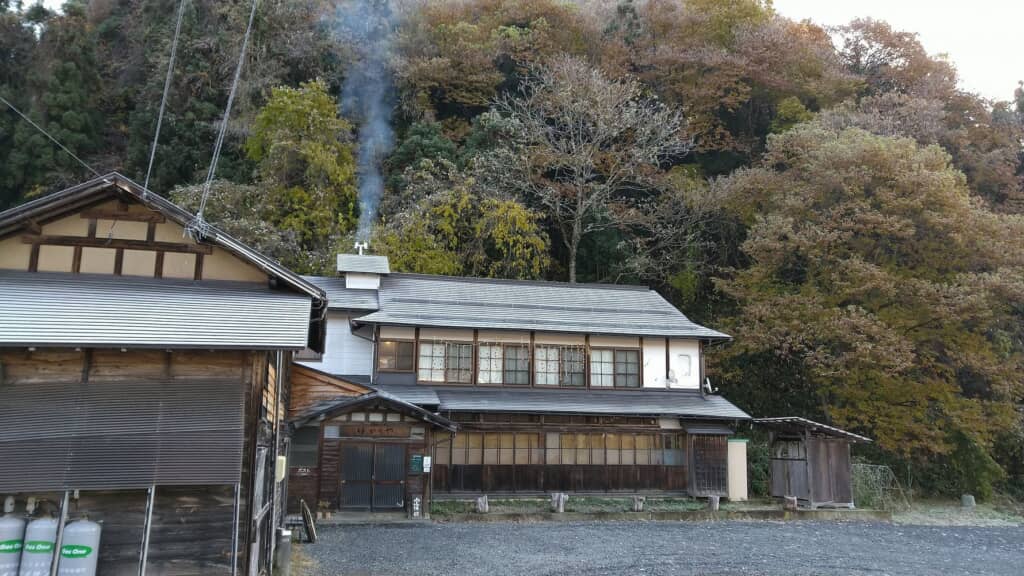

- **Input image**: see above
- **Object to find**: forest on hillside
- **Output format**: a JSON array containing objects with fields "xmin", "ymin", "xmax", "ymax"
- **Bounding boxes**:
[{"xmin": 2, "ymin": 0, "xmax": 1023, "ymax": 499}]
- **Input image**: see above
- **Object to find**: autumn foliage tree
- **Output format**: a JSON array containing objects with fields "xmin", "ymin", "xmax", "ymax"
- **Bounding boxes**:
[
  {"xmin": 482, "ymin": 56, "xmax": 690, "ymax": 282},
  {"xmin": 712, "ymin": 123, "xmax": 1024, "ymax": 495},
  {"xmin": 174, "ymin": 80, "xmax": 357, "ymax": 273}
]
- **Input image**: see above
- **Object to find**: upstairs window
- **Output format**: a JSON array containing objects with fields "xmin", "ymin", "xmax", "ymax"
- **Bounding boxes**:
[
  {"xmin": 535, "ymin": 345, "xmax": 585, "ymax": 387},
  {"xmin": 418, "ymin": 341, "xmax": 472, "ymax": 383},
  {"xmin": 378, "ymin": 340, "xmax": 414, "ymax": 371},
  {"xmin": 614, "ymin": 349, "xmax": 641, "ymax": 387},
  {"xmin": 590, "ymin": 349, "xmax": 614, "ymax": 387},
  {"xmin": 478, "ymin": 344, "xmax": 503, "ymax": 384},
  {"xmin": 503, "ymin": 345, "xmax": 530, "ymax": 385},
  {"xmin": 446, "ymin": 343, "xmax": 473, "ymax": 383},
  {"xmin": 593, "ymin": 348, "xmax": 641, "ymax": 388}
]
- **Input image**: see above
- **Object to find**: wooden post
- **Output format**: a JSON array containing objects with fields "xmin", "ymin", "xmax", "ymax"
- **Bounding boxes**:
[{"xmin": 138, "ymin": 485, "xmax": 156, "ymax": 575}]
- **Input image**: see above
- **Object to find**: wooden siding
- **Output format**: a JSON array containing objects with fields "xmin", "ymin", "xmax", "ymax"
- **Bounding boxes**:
[
  {"xmin": 0, "ymin": 347, "xmax": 268, "ymax": 574},
  {"xmin": 288, "ymin": 363, "xmax": 369, "ymax": 417},
  {"xmin": 0, "ymin": 198, "xmax": 266, "ymax": 282}
]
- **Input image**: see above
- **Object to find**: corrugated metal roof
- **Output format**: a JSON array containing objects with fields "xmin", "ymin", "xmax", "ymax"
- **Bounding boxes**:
[
  {"xmin": 370, "ymin": 385, "xmax": 749, "ymax": 420},
  {"xmin": 0, "ymin": 378, "xmax": 244, "ymax": 491},
  {"xmin": 289, "ymin": 390, "xmax": 456, "ymax": 431},
  {"xmin": 303, "ymin": 275, "xmax": 380, "ymax": 310},
  {"xmin": 337, "ymin": 254, "xmax": 390, "ymax": 274},
  {"xmin": 0, "ymin": 173, "xmax": 328, "ymax": 351},
  {"xmin": 355, "ymin": 274, "xmax": 729, "ymax": 339},
  {"xmin": 754, "ymin": 417, "xmax": 872, "ymax": 443},
  {"xmin": 0, "ymin": 271, "xmax": 312, "ymax": 349}
]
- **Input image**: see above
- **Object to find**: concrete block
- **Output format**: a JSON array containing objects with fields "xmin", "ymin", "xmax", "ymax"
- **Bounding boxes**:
[
  {"xmin": 783, "ymin": 496, "xmax": 799, "ymax": 511},
  {"xmin": 707, "ymin": 495, "xmax": 720, "ymax": 511}
]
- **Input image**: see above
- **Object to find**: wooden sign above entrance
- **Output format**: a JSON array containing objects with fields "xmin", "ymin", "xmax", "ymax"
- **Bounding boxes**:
[{"xmin": 341, "ymin": 424, "xmax": 409, "ymax": 438}]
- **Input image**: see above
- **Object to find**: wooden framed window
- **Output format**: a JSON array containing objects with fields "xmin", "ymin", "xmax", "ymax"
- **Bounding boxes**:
[
  {"xmin": 503, "ymin": 345, "xmax": 530, "ymax": 385},
  {"xmin": 535, "ymin": 346, "xmax": 560, "ymax": 386},
  {"xmin": 535, "ymin": 345, "xmax": 585, "ymax": 387},
  {"xmin": 446, "ymin": 343, "xmax": 473, "ymax": 383},
  {"xmin": 562, "ymin": 347, "xmax": 585, "ymax": 387},
  {"xmin": 418, "ymin": 342, "xmax": 446, "ymax": 382},
  {"xmin": 478, "ymin": 344, "xmax": 503, "ymax": 384},
  {"xmin": 418, "ymin": 341, "xmax": 472, "ymax": 383},
  {"xmin": 590, "ymin": 349, "xmax": 614, "ymax": 387},
  {"xmin": 378, "ymin": 340, "xmax": 414, "ymax": 371},
  {"xmin": 614, "ymin": 349, "xmax": 641, "ymax": 388}
]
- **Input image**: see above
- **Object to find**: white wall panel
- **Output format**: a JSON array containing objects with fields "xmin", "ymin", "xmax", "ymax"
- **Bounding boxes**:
[
  {"xmin": 300, "ymin": 312, "xmax": 373, "ymax": 376},
  {"xmin": 668, "ymin": 339, "xmax": 701, "ymax": 389}
]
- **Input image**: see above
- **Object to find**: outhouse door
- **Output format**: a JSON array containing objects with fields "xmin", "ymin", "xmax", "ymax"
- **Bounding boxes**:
[{"xmin": 341, "ymin": 443, "xmax": 406, "ymax": 510}]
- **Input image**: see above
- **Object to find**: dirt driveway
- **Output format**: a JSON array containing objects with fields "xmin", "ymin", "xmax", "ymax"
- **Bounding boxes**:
[{"xmin": 296, "ymin": 520, "xmax": 1023, "ymax": 575}]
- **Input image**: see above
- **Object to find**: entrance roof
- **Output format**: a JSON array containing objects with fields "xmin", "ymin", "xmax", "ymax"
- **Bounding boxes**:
[{"xmin": 290, "ymin": 390, "xmax": 457, "ymax": 432}]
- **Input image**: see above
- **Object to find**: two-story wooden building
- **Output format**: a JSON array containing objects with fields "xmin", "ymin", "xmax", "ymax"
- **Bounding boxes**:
[
  {"xmin": 0, "ymin": 173, "xmax": 326, "ymax": 575},
  {"xmin": 289, "ymin": 254, "xmax": 750, "ymax": 514}
]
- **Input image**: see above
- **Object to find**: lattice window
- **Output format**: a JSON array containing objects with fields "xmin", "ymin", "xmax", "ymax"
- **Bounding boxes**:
[
  {"xmin": 535, "ymin": 346, "xmax": 561, "ymax": 386},
  {"xmin": 614, "ymin": 349, "xmax": 641, "ymax": 388},
  {"xmin": 446, "ymin": 343, "xmax": 473, "ymax": 383},
  {"xmin": 478, "ymin": 344, "xmax": 503, "ymax": 384},
  {"xmin": 590, "ymin": 349, "xmax": 614, "ymax": 387},
  {"xmin": 417, "ymin": 342, "xmax": 446, "ymax": 382},
  {"xmin": 504, "ymin": 345, "xmax": 530, "ymax": 385}
]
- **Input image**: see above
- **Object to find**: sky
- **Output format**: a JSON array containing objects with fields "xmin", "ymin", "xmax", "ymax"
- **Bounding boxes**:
[{"xmin": 773, "ymin": 0, "xmax": 1021, "ymax": 102}]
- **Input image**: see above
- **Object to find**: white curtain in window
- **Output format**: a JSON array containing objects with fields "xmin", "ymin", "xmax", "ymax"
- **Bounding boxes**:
[
  {"xmin": 478, "ymin": 344, "xmax": 503, "ymax": 384},
  {"xmin": 418, "ymin": 342, "xmax": 445, "ymax": 382},
  {"xmin": 535, "ymin": 346, "xmax": 560, "ymax": 385},
  {"xmin": 590, "ymin": 349, "xmax": 614, "ymax": 386}
]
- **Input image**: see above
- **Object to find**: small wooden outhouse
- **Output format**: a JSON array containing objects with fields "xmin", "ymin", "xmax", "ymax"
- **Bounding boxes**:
[{"xmin": 754, "ymin": 417, "xmax": 871, "ymax": 509}]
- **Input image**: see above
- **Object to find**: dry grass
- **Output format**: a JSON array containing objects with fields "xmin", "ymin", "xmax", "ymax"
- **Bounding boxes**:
[
  {"xmin": 894, "ymin": 498, "xmax": 1024, "ymax": 527},
  {"xmin": 291, "ymin": 542, "xmax": 318, "ymax": 576}
]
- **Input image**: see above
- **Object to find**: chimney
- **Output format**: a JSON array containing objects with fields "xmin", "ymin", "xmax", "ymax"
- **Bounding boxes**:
[{"xmin": 337, "ymin": 247, "xmax": 390, "ymax": 290}]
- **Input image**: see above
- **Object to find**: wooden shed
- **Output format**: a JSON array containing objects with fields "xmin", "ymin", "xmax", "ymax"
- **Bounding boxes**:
[
  {"xmin": 754, "ymin": 417, "xmax": 871, "ymax": 509},
  {"xmin": 0, "ymin": 173, "xmax": 326, "ymax": 575}
]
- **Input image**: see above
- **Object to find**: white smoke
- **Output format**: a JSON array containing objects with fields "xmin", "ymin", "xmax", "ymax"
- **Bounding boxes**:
[{"xmin": 331, "ymin": 0, "xmax": 397, "ymax": 240}]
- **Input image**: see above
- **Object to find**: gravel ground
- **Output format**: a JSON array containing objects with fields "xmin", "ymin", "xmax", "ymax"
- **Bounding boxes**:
[{"xmin": 298, "ymin": 520, "xmax": 1024, "ymax": 576}]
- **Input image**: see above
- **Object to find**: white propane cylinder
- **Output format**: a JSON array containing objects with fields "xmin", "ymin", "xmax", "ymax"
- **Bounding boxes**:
[
  {"xmin": 57, "ymin": 520, "xmax": 100, "ymax": 576},
  {"xmin": 0, "ymin": 512, "xmax": 26, "ymax": 576},
  {"xmin": 17, "ymin": 517, "xmax": 57, "ymax": 576}
]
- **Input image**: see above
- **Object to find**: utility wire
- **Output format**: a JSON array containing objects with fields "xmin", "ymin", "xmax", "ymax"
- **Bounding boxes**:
[
  {"xmin": 142, "ymin": 0, "xmax": 189, "ymax": 198},
  {"xmin": 0, "ymin": 93, "xmax": 101, "ymax": 178},
  {"xmin": 189, "ymin": 0, "xmax": 259, "ymax": 239}
]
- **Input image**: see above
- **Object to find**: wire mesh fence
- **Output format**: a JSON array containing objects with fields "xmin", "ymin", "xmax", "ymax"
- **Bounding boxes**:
[{"xmin": 853, "ymin": 463, "xmax": 911, "ymax": 511}]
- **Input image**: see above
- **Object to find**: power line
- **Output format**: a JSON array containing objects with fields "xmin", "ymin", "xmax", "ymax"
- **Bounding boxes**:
[
  {"xmin": 143, "ymin": 0, "xmax": 189, "ymax": 198},
  {"xmin": 188, "ymin": 0, "xmax": 259, "ymax": 239},
  {"xmin": 0, "ymin": 93, "xmax": 101, "ymax": 178}
]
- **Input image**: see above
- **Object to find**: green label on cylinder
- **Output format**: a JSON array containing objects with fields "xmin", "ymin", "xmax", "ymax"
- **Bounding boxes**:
[
  {"xmin": 24, "ymin": 541, "xmax": 54, "ymax": 553},
  {"xmin": 0, "ymin": 540, "xmax": 23, "ymax": 553},
  {"xmin": 60, "ymin": 544, "xmax": 93, "ymax": 558}
]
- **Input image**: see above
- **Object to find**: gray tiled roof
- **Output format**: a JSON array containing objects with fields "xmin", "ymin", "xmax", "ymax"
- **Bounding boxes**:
[
  {"xmin": 369, "ymin": 384, "xmax": 750, "ymax": 420},
  {"xmin": 303, "ymin": 276, "xmax": 379, "ymax": 310},
  {"xmin": 0, "ymin": 271, "xmax": 312, "ymax": 349},
  {"xmin": 354, "ymin": 274, "xmax": 730, "ymax": 339},
  {"xmin": 337, "ymin": 254, "xmax": 390, "ymax": 274}
]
